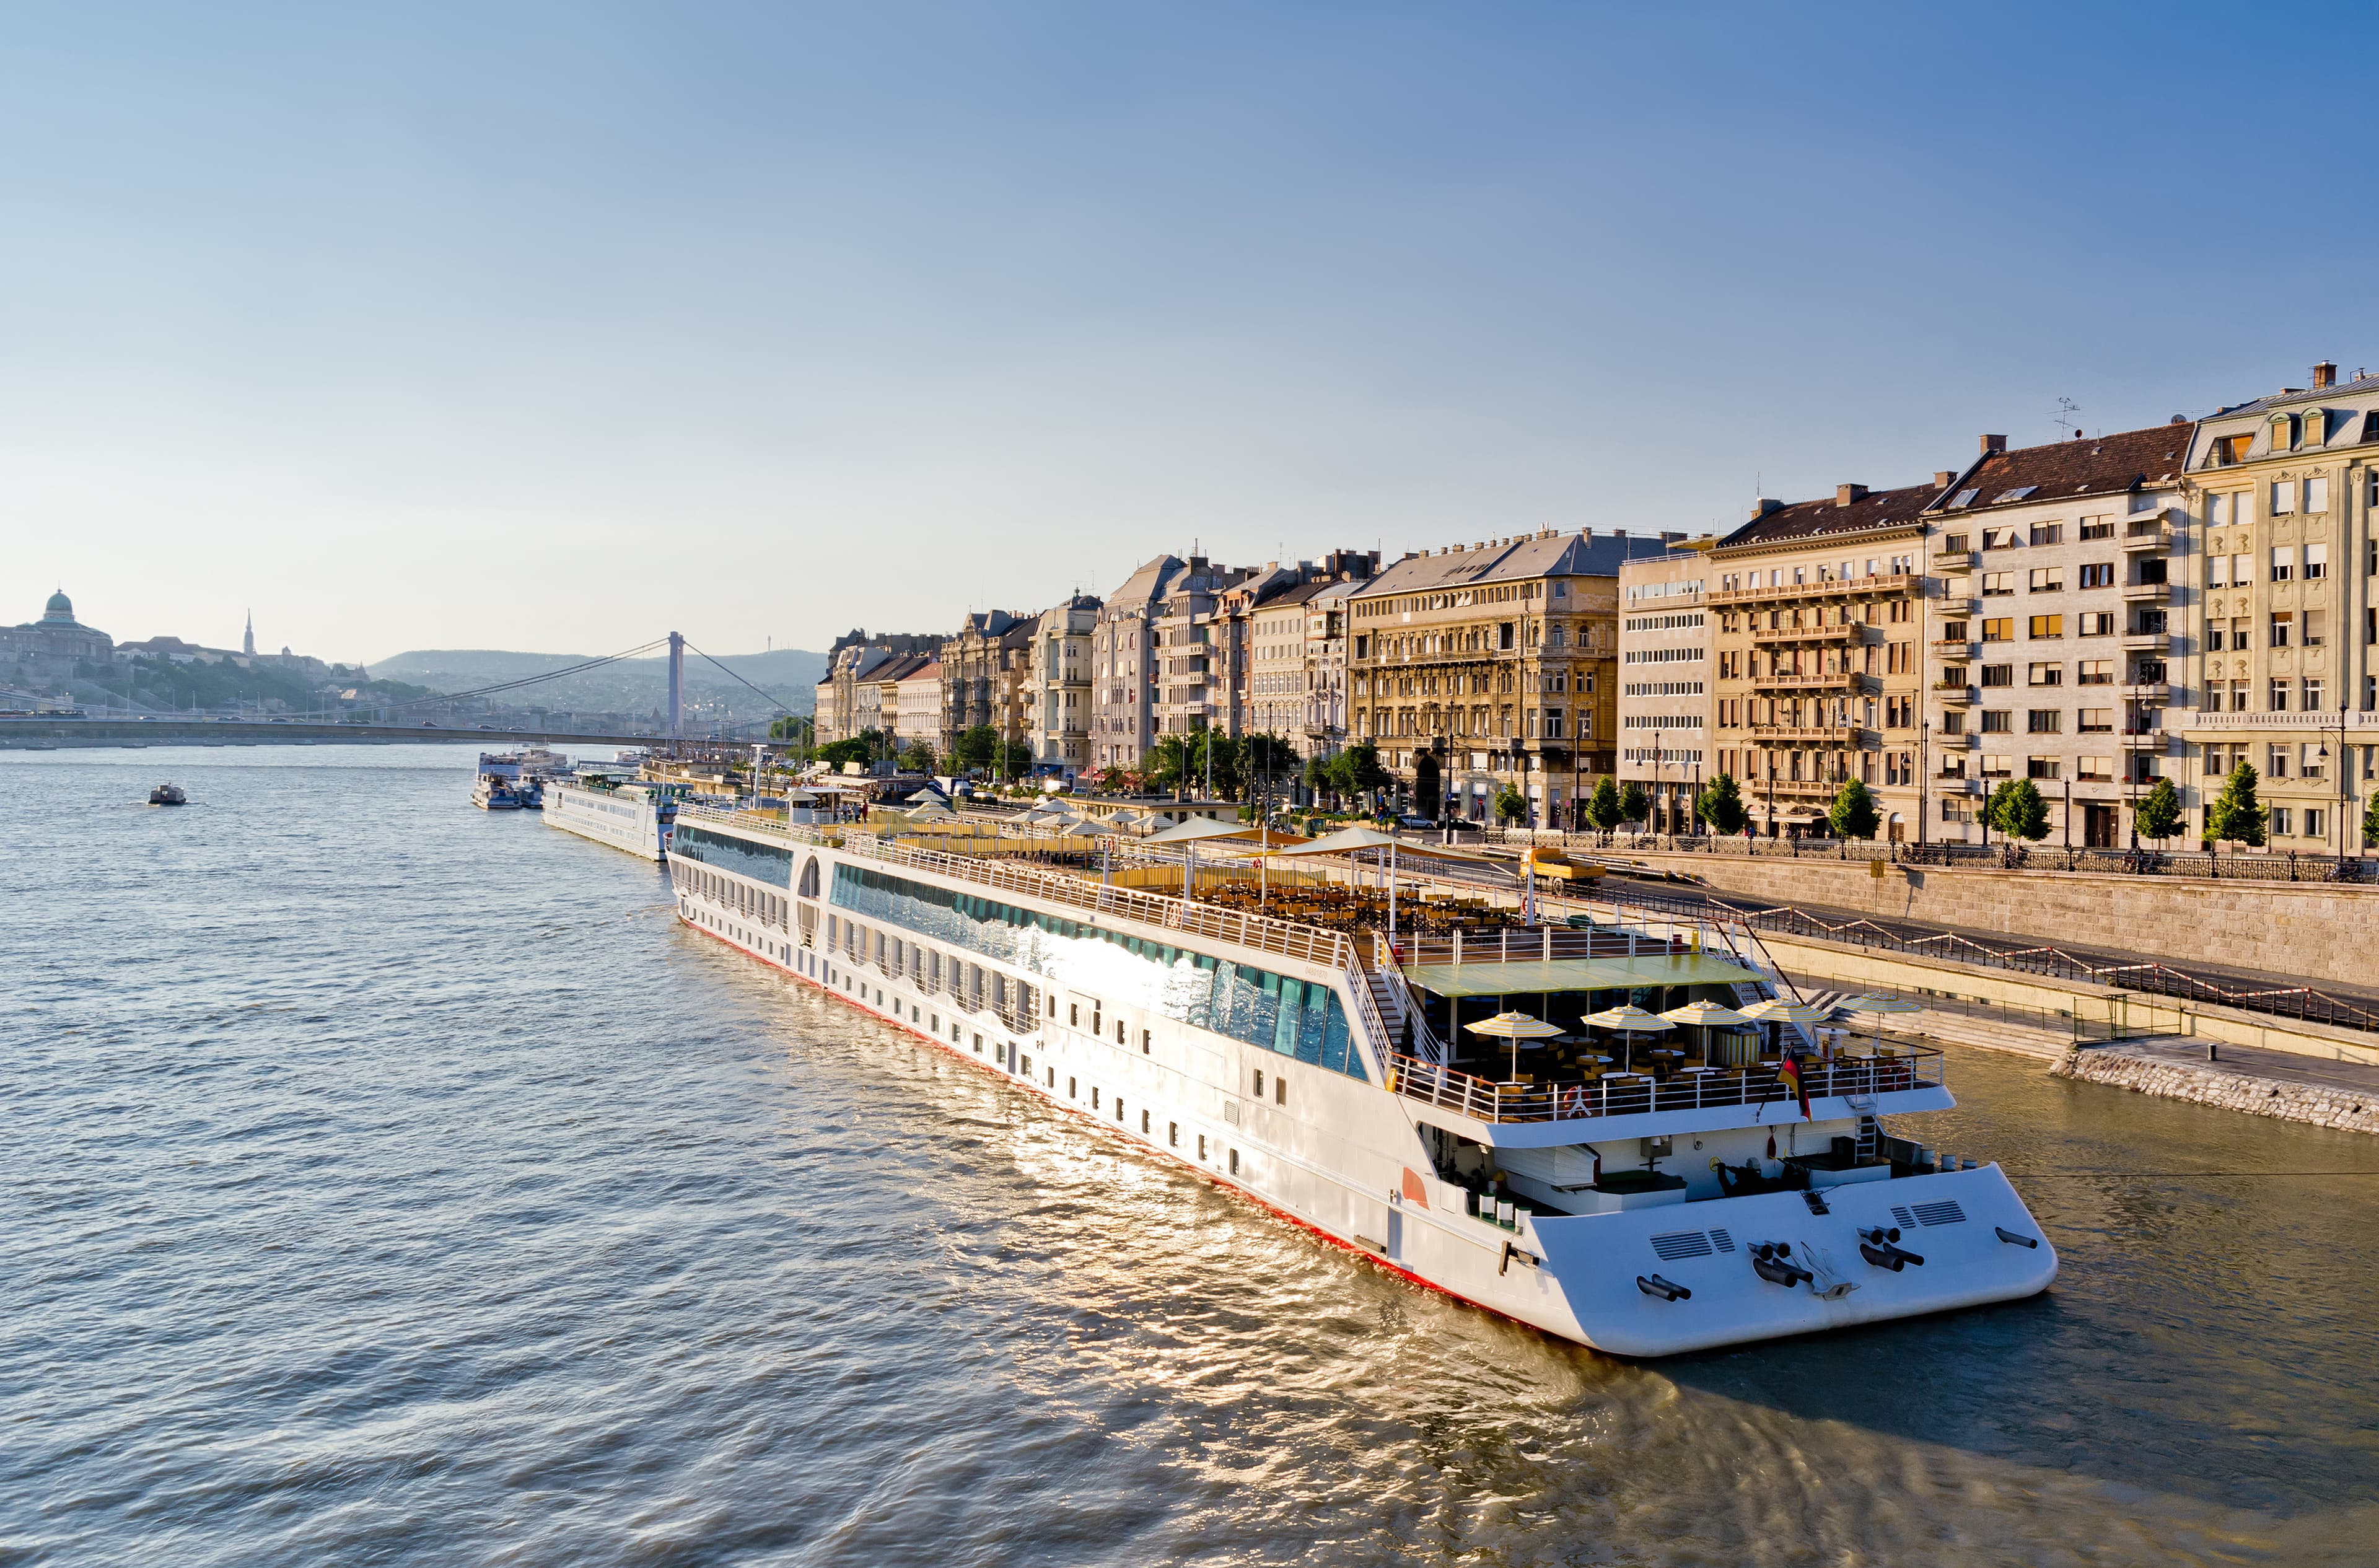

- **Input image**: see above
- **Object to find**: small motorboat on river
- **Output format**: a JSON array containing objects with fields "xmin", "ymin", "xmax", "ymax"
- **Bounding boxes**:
[{"xmin": 148, "ymin": 783, "xmax": 186, "ymax": 806}]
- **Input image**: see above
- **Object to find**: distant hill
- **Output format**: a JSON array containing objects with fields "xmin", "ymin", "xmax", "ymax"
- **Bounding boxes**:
[{"xmin": 368, "ymin": 647, "xmax": 825, "ymax": 717}]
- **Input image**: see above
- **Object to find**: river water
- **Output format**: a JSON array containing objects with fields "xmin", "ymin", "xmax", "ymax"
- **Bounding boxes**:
[{"xmin": 6, "ymin": 744, "xmax": 2378, "ymax": 1567}]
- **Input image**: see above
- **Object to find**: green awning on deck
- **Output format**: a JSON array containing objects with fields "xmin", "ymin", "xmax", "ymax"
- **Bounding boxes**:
[{"xmin": 1399, "ymin": 954, "xmax": 1764, "ymax": 997}]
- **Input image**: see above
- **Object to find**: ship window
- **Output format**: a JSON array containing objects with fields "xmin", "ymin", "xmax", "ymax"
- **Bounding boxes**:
[
  {"xmin": 1229, "ymin": 1150, "xmax": 1240, "ymax": 1176},
  {"xmin": 1091, "ymin": 1086, "xmax": 1099, "ymax": 1109},
  {"xmin": 1116, "ymin": 1018, "xmax": 1126, "ymax": 1045},
  {"xmin": 1170, "ymin": 1122, "xmax": 1179, "ymax": 1146},
  {"xmin": 972, "ymin": 1033, "xmax": 982, "ymax": 1054},
  {"xmin": 1253, "ymin": 1069, "xmax": 1266, "ymax": 1098},
  {"xmin": 1069, "ymin": 1076, "xmax": 1078, "ymax": 1099},
  {"xmin": 1141, "ymin": 1110, "xmax": 1150, "ymax": 1133},
  {"xmin": 1275, "ymin": 1077, "xmax": 1287, "ymax": 1105},
  {"xmin": 1142, "ymin": 1030, "xmax": 1152, "ymax": 1053},
  {"xmin": 1198, "ymin": 1134, "xmax": 1207, "ymax": 1159}
]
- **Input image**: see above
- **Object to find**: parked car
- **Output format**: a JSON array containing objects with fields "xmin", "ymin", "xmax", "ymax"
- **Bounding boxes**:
[{"xmin": 1396, "ymin": 814, "xmax": 1442, "ymax": 831}]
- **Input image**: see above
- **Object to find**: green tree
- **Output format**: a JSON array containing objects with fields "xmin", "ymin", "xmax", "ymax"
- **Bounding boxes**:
[
  {"xmin": 952, "ymin": 725, "xmax": 1004, "ymax": 774},
  {"xmin": 1697, "ymin": 772, "xmax": 1748, "ymax": 836},
  {"xmin": 2362, "ymin": 791, "xmax": 2379, "ymax": 854},
  {"xmin": 1143, "ymin": 735, "xmax": 1188, "ymax": 794},
  {"xmin": 2204, "ymin": 761, "xmax": 2266, "ymax": 848},
  {"xmin": 1997, "ymin": 776, "xmax": 2051, "ymax": 841},
  {"xmin": 1340, "ymin": 742, "xmax": 1390, "ymax": 805},
  {"xmin": 1303, "ymin": 752, "xmax": 1339, "ymax": 807},
  {"xmin": 1238, "ymin": 732, "xmax": 1300, "ymax": 800},
  {"xmin": 1493, "ymin": 784, "xmax": 1528, "ymax": 823},
  {"xmin": 1584, "ymin": 775, "xmax": 1624, "ymax": 833},
  {"xmin": 815, "ymin": 737, "xmax": 870, "ymax": 770},
  {"xmin": 1828, "ymin": 778, "xmax": 1882, "ymax": 841},
  {"xmin": 2134, "ymin": 776, "xmax": 2183, "ymax": 843},
  {"xmin": 1618, "ymin": 779, "xmax": 1650, "ymax": 825},
  {"xmin": 768, "ymin": 714, "xmax": 814, "ymax": 745}
]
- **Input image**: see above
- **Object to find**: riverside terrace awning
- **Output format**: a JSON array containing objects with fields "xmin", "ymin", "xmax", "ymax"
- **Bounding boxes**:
[{"xmin": 1399, "ymin": 953, "xmax": 1766, "ymax": 997}]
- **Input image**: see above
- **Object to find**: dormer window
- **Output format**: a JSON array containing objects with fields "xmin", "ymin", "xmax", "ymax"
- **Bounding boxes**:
[
  {"xmin": 2362, "ymin": 411, "xmax": 2379, "ymax": 444},
  {"xmin": 1949, "ymin": 488, "xmax": 1980, "ymax": 509},
  {"xmin": 2272, "ymin": 413, "xmax": 2300, "ymax": 449},
  {"xmin": 2304, "ymin": 409, "xmax": 2329, "ymax": 445},
  {"xmin": 1992, "ymin": 486, "xmax": 2038, "ymax": 504}
]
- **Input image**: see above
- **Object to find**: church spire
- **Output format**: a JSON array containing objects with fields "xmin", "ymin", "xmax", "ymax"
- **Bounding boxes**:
[{"xmin": 243, "ymin": 609, "xmax": 255, "ymax": 657}]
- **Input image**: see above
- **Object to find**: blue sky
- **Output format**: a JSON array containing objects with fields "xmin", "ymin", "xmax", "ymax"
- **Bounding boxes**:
[{"xmin": 1, "ymin": 4, "xmax": 2367, "ymax": 664}]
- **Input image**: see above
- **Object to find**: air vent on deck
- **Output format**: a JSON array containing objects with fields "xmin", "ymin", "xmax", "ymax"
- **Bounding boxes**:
[
  {"xmin": 1913, "ymin": 1200, "xmax": 1968, "ymax": 1228},
  {"xmin": 1650, "ymin": 1230, "xmax": 1714, "ymax": 1261},
  {"xmin": 1891, "ymin": 1205, "xmax": 1916, "ymax": 1230},
  {"xmin": 1708, "ymin": 1228, "xmax": 1737, "ymax": 1253}
]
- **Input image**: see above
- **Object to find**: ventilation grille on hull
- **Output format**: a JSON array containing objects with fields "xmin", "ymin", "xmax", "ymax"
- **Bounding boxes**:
[
  {"xmin": 1649, "ymin": 1230, "xmax": 1714, "ymax": 1262},
  {"xmin": 1912, "ymin": 1200, "xmax": 1968, "ymax": 1228}
]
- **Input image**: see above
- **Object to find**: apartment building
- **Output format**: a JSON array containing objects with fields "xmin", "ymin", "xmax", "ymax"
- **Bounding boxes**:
[
  {"xmin": 2181, "ymin": 362, "xmax": 2379, "ymax": 852},
  {"xmin": 812, "ymin": 631, "xmax": 940, "ymax": 745},
  {"xmin": 1027, "ymin": 595, "xmax": 1100, "ymax": 773},
  {"xmin": 1301, "ymin": 579, "xmax": 1358, "ymax": 763},
  {"xmin": 1708, "ymin": 486, "xmax": 1932, "ymax": 838},
  {"xmin": 939, "ymin": 611, "xmax": 1033, "ymax": 750},
  {"xmin": 1150, "ymin": 558, "xmax": 1257, "ymax": 739},
  {"xmin": 896, "ymin": 659, "xmax": 943, "ymax": 753},
  {"xmin": 1920, "ymin": 424, "xmax": 2194, "ymax": 846},
  {"xmin": 1616, "ymin": 547, "xmax": 1715, "ymax": 832},
  {"xmin": 1347, "ymin": 528, "xmax": 1677, "ymax": 826},
  {"xmin": 1217, "ymin": 551, "xmax": 1377, "ymax": 745}
]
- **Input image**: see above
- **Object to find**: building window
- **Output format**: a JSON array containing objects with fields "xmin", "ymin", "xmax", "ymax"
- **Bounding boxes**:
[
  {"xmin": 1982, "ymin": 572, "xmax": 2015, "ymax": 596},
  {"xmin": 2078, "ymin": 563, "xmax": 2114, "ymax": 589},
  {"xmin": 2306, "ymin": 541, "xmax": 2329, "ymax": 580},
  {"xmin": 2027, "ymin": 756, "xmax": 2061, "ymax": 779},
  {"xmin": 2271, "ymin": 546, "xmax": 2295, "ymax": 582},
  {"xmin": 2027, "ymin": 709, "xmax": 2061, "ymax": 734},
  {"xmin": 2079, "ymin": 612, "xmax": 2115, "ymax": 636},
  {"xmin": 1981, "ymin": 664, "xmax": 2013, "ymax": 688},
  {"xmin": 2304, "ymin": 678, "xmax": 2326, "ymax": 711},
  {"xmin": 2079, "ymin": 517, "xmax": 2114, "ymax": 541},
  {"xmin": 1981, "ymin": 710, "xmax": 2012, "ymax": 734},
  {"xmin": 2272, "ymin": 480, "xmax": 2298, "ymax": 514},
  {"xmin": 2271, "ymin": 680, "xmax": 2291, "ymax": 713},
  {"xmin": 2079, "ymin": 709, "xmax": 2113, "ymax": 732},
  {"xmin": 2028, "ymin": 567, "xmax": 2065, "ymax": 592},
  {"xmin": 2027, "ymin": 662, "xmax": 2062, "ymax": 686},
  {"xmin": 2270, "ymin": 806, "xmax": 2295, "ymax": 836},
  {"xmin": 2028, "ymin": 615, "xmax": 2064, "ymax": 639},
  {"xmin": 2270, "ymin": 611, "xmax": 2294, "ymax": 648},
  {"xmin": 1982, "ymin": 618, "xmax": 2013, "ymax": 642}
]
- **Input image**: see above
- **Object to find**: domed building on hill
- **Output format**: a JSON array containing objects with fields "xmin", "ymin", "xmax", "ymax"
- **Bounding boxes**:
[{"xmin": 1, "ymin": 588, "xmax": 115, "ymax": 678}]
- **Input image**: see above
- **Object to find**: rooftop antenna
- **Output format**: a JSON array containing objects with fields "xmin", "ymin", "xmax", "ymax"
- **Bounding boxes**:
[{"xmin": 2053, "ymin": 396, "xmax": 2082, "ymax": 439}]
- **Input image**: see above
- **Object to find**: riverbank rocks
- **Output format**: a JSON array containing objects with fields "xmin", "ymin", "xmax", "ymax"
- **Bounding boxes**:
[{"xmin": 2054, "ymin": 1047, "xmax": 2379, "ymax": 1136}]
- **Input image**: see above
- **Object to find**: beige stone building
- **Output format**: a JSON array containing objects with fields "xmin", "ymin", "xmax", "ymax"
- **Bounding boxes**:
[
  {"xmin": 1616, "ymin": 547, "xmax": 1715, "ymax": 833},
  {"xmin": 1347, "ymin": 528, "xmax": 1676, "ymax": 825},
  {"xmin": 1707, "ymin": 486, "xmax": 1932, "ymax": 838},
  {"xmin": 2180, "ymin": 362, "xmax": 2379, "ymax": 852},
  {"xmin": 1027, "ymin": 596, "xmax": 1100, "ymax": 773},
  {"xmin": 1919, "ymin": 424, "xmax": 2194, "ymax": 847}
]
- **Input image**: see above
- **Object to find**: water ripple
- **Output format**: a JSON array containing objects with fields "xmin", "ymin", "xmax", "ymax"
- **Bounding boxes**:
[{"xmin": 4, "ymin": 745, "xmax": 2378, "ymax": 1567}]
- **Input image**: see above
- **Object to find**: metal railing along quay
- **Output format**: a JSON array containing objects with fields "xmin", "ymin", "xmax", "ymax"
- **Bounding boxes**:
[{"xmin": 1599, "ymin": 884, "xmax": 2379, "ymax": 1037}]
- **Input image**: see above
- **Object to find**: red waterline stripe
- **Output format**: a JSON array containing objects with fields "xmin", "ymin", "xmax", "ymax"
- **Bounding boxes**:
[{"xmin": 676, "ymin": 912, "xmax": 1539, "ymax": 1337}]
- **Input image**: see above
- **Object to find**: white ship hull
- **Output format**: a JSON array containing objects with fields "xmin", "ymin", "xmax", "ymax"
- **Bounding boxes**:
[
  {"xmin": 544, "ymin": 780, "xmax": 674, "ymax": 861},
  {"xmin": 664, "ymin": 808, "xmax": 2056, "ymax": 1355}
]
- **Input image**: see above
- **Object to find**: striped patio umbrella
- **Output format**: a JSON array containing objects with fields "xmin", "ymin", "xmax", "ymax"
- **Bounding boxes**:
[
  {"xmin": 1660, "ymin": 999, "xmax": 1750, "ymax": 1063},
  {"xmin": 1581, "ymin": 1004, "xmax": 1671, "ymax": 1072},
  {"xmin": 1738, "ymin": 996, "xmax": 1826, "ymax": 1056},
  {"xmin": 1466, "ymin": 1010, "xmax": 1564, "ymax": 1082}
]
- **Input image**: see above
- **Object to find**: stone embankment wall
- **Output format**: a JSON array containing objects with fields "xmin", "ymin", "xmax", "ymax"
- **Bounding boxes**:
[
  {"xmin": 2055, "ymin": 1048, "xmax": 2379, "ymax": 1136},
  {"xmin": 1601, "ymin": 849, "xmax": 2379, "ymax": 989}
]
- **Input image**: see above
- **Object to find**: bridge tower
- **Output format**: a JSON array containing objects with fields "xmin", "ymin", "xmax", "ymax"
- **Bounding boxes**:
[{"xmin": 667, "ymin": 631, "xmax": 683, "ymax": 738}]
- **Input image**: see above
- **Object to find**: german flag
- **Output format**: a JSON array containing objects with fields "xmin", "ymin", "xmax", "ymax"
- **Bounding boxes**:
[{"xmin": 1778, "ymin": 1051, "xmax": 1813, "ymax": 1121}]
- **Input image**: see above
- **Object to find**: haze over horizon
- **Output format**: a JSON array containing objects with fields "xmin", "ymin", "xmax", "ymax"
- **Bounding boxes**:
[{"xmin": 3, "ymin": 4, "xmax": 2367, "ymax": 667}]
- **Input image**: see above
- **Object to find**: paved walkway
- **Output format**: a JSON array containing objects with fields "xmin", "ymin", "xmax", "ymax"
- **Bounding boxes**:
[{"xmin": 2100, "ymin": 1036, "xmax": 2379, "ymax": 1095}]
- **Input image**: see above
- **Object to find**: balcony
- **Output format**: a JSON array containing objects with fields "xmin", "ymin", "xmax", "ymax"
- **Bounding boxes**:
[
  {"xmin": 2119, "ymin": 728, "xmax": 2167, "ymax": 750},
  {"xmin": 1709, "ymin": 571, "xmax": 1916, "ymax": 607},
  {"xmin": 1932, "ymin": 549, "xmax": 1977, "ymax": 571},
  {"xmin": 1757, "ymin": 778, "xmax": 1854, "ymax": 799},
  {"xmin": 2122, "ymin": 524, "xmax": 2174, "ymax": 553},
  {"xmin": 2121, "ymin": 580, "xmax": 2172, "ymax": 603},
  {"xmin": 1747, "ymin": 724, "xmax": 1857, "ymax": 743},
  {"xmin": 1931, "ymin": 683, "xmax": 1976, "ymax": 704},
  {"xmin": 1750, "ymin": 624, "xmax": 1862, "ymax": 645},
  {"xmin": 1929, "ymin": 637, "xmax": 1977, "ymax": 657},
  {"xmin": 1751, "ymin": 670, "xmax": 1878, "ymax": 694},
  {"xmin": 2122, "ymin": 682, "xmax": 2171, "ymax": 703},
  {"xmin": 2121, "ymin": 631, "xmax": 2170, "ymax": 653}
]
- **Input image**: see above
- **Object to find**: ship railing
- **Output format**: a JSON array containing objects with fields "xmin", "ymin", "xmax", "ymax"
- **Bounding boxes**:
[
  {"xmin": 1383, "ymin": 1046, "xmax": 1942, "ymax": 1124},
  {"xmin": 677, "ymin": 804, "xmax": 1353, "ymax": 973}
]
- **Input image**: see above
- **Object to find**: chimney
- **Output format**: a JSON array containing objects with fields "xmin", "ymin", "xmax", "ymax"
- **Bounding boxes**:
[
  {"xmin": 1614, "ymin": 528, "xmax": 1628, "ymax": 538},
  {"xmin": 1934, "ymin": 470, "xmax": 1957, "ymax": 488},
  {"xmin": 1752, "ymin": 497, "xmax": 1783, "ymax": 518},
  {"xmin": 1836, "ymin": 484, "xmax": 1869, "ymax": 506},
  {"xmin": 1580, "ymin": 527, "xmax": 1593, "ymax": 540},
  {"xmin": 2316, "ymin": 361, "xmax": 2338, "ymax": 389},
  {"xmin": 1980, "ymin": 434, "xmax": 2007, "ymax": 455}
]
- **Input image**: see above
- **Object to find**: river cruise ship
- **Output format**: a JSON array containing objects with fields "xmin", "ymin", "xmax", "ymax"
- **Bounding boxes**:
[
  {"xmin": 544, "ymin": 776, "xmax": 678, "ymax": 861},
  {"xmin": 665, "ymin": 805, "xmax": 2055, "ymax": 1356}
]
